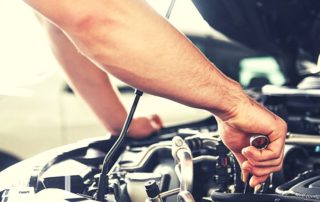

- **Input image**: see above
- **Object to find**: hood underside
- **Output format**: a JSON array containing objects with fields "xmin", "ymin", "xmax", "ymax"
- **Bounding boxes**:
[{"xmin": 192, "ymin": 0, "xmax": 320, "ymax": 63}]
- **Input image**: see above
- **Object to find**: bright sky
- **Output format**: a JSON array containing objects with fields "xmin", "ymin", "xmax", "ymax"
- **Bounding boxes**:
[{"xmin": 0, "ymin": 0, "xmax": 213, "ymax": 92}]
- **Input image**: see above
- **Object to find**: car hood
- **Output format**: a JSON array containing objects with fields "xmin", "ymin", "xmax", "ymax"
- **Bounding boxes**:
[{"xmin": 192, "ymin": 0, "xmax": 320, "ymax": 64}]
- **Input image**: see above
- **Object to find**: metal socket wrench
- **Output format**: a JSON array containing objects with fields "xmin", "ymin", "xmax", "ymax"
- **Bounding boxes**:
[{"xmin": 244, "ymin": 135, "xmax": 270, "ymax": 194}]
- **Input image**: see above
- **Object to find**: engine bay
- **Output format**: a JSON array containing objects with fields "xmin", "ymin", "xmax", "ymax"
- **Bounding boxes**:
[
  {"xmin": 2, "ymin": 85, "xmax": 320, "ymax": 202},
  {"xmin": 1, "ymin": 0, "xmax": 320, "ymax": 201}
]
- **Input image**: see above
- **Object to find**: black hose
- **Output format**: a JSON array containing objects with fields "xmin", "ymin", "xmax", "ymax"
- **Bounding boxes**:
[
  {"xmin": 232, "ymin": 155, "xmax": 244, "ymax": 193},
  {"xmin": 96, "ymin": 89, "xmax": 143, "ymax": 201},
  {"xmin": 275, "ymin": 170, "xmax": 320, "ymax": 195}
]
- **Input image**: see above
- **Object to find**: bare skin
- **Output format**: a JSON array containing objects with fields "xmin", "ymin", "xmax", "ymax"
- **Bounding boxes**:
[
  {"xmin": 24, "ymin": 0, "xmax": 287, "ymax": 187},
  {"xmin": 39, "ymin": 18, "xmax": 162, "ymax": 138}
]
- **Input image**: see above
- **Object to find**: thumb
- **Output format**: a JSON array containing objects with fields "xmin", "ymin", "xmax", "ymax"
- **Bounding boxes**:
[{"xmin": 233, "ymin": 152, "xmax": 249, "ymax": 182}]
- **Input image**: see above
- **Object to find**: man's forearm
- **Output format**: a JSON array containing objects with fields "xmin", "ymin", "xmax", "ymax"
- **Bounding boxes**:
[
  {"xmin": 24, "ymin": 0, "xmax": 245, "ymax": 118},
  {"xmin": 41, "ymin": 19, "xmax": 128, "ymax": 134}
]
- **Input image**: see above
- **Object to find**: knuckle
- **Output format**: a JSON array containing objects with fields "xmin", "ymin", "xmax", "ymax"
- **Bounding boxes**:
[
  {"xmin": 251, "ymin": 156, "xmax": 260, "ymax": 163},
  {"xmin": 279, "ymin": 119, "xmax": 288, "ymax": 133},
  {"xmin": 256, "ymin": 177, "xmax": 266, "ymax": 184},
  {"xmin": 272, "ymin": 163, "xmax": 283, "ymax": 173},
  {"xmin": 273, "ymin": 150, "xmax": 281, "ymax": 158},
  {"xmin": 241, "ymin": 163, "xmax": 251, "ymax": 171},
  {"xmin": 249, "ymin": 152, "xmax": 257, "ymax": 160},
  {"xmin": 248, "ymin": 159, "xmax": 257, "ymax": 167},
  {"xmin": 253, "ymin": 154, "xmax": 262, "ymax": 162},
  {"xmin": 247, "ymin": 151, "xmax": 260, "ymax": 161},
  {"xmin": 243, "ymin": 150, "xmax": 252, "ymax": 159},
  {"xmin": 277, "ymin": 149, "xmax": 283, "ymax": 157},
  {"xmin": 270, "ymin": 152, "xmax": 278, "ymax": 159},
  {"xmin": 252, "ymin": 170, "xmax": 265, "ymax": 177},
  {"xmin": 277, "ymin": 163, "xmax": 284, "ymax": 171},
  {"xmin": 276, "ymin": 158, "xmax": 283, "ymax": 166},
  {"xmin": 259, "ymin": 176, "xmax": 269, "ymax": 184}
]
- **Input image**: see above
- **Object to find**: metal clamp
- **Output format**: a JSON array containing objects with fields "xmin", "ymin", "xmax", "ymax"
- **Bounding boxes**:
[{"xmin": 172, "ymin": 136, "xmax": 193, "ymax": 192}]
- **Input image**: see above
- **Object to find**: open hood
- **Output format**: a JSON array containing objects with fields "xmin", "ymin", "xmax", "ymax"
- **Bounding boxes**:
[{"xmin": 192, "ymin": 0, "xmax": 320, "ymax": 67}]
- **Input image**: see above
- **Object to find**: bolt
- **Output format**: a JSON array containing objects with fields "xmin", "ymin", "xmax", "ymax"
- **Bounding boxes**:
[{"xmin": 174, "ymin": 138, "xmax": 184, "ymax": 147}]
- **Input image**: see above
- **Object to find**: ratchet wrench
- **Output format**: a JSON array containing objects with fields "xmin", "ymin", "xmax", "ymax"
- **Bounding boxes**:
[{"xmin": 243, "ymin": 135, "xmax": 270, "ymax": 193}]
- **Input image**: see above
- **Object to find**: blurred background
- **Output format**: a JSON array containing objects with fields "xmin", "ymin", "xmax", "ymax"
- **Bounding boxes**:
[{"xmin": 0, "ymin": 0, "xmax": 287, "ymax": 170}]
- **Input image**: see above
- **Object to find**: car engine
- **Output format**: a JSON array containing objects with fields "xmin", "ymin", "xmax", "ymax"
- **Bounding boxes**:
[
  {"xmin": 1, "ymin": 85, "xmax": 320, "ymax": 202},
  {"xmin": 1, "ymin": 1, "xmax": 320, "ymax": 201}
]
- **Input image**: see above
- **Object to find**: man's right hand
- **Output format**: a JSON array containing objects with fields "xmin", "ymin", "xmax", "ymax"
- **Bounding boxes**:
[{"xmin": 217, "ymin": 95, "xmax": 287, "ymax": 187}]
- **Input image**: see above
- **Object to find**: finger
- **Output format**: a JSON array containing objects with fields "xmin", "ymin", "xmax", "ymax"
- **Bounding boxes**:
[
  {"xmin": 150, "ymin": 114, "xmax": 163, "ymax": 128},
  {"xmin": 250, "ymin": 175, "xmax": 269, "ymax": 187},
  {"xmin": 232, "ymin": 152, "xmax": 249, "ymax": 182},
  {"xmin": 246, "ymin": 150, "xmax": 284, "ymax": 167},
  {"xmin": 242, "ymin": 135, "xmax": 284, "ymax": 161},
  {"xmin": 233, "ymin": 152, "xmax": 246, "ymax": 165},
  {"xmin": 150, "ymin": 120, "xmax": 161, "ymax": 131},
  {"xmin": 242, "ymin": 167, "xmax": 250, "ymax": 183},
  {"xmin": 242, "ymin": 118, "xmax": 286, "ymax": 161},
  {"xmin": 242, "ymin": 161, "xmax": 283, "ymax": 177},
  {"xmin": 233, "ymin": 153, "xmax": 249, "ymax": 182}
]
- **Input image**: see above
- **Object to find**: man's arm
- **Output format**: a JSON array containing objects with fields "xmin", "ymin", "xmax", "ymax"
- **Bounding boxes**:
[
  {"xmin": 24, "ymin": 0, "xmax": 286, "ymax": 187},
  {"xmin": 26, "ymin": 0, "xmax": 238, "ymax": 117},
  {"xmin": 39, "ymin": 17, "xmax": 162, "ymax": 138}
]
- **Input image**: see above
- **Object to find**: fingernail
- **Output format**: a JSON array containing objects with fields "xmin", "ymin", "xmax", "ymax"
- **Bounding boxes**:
[
  {"xmin": 254, "ymin": 184, "xmax": 262, "ymax": 192},
  {"xmin": 241, "ymin": 148, "xmax": 246, "ymax": 155}
]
